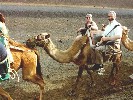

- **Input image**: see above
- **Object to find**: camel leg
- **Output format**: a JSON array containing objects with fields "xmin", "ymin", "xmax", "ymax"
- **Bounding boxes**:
[
  {"xmin": 109, "ymin": 62, "xmax": 120, "ymax": 86},
  {"xmin": 109, "ymin": 64, "xmax": 115, "ymax": 85},
  {"xmin": 75, "ymin": 66, "xmax": 84, "ymax": 87},
  {"xmin": 109, "ymin": 54, "xmax": 121, "ymax": 86},
  {"xmin": 0, "ymin": 87, "xmax": 13, "ymax": 100},
  {"xmin": 22, "ymin": 69, "xmax": 45, "ymax": 100},
  {"xmin": 70, "ymin": 66, "xmax": 84, "ymax": 95},
  {"xmin": 84, "ymin": 65, "xmax": 95, "ymax": 87},
  {"xmin": 23, "ymin": 75, "xmax": 44, "ymax": 100}
]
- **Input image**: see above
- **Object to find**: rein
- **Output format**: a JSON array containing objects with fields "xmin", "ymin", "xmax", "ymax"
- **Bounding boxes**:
[
  {"xmin": 8, "ymin": 67, "xmax": 20, "ymax": 82},
  {"xmin": 105, "ymin": 24, "xmax": 120, "ymax": 37},
  {"xmin": 10, "ymin": 45, "xmax": 25, "ymax": 51}
]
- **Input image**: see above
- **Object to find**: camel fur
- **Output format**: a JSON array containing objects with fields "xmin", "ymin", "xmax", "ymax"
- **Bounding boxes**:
[
  {"xmin": 121, "ymin": 26, "xmax": 133, "ymax": 51},
  {"xmin": 0, "ymin": 38, "xmax": 44, "ymax": 100}
]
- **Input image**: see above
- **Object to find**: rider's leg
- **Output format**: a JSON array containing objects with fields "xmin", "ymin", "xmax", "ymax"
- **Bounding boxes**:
[{"xmin": 90, "ymin": 45, "xmax": 106, "ymax": 72}]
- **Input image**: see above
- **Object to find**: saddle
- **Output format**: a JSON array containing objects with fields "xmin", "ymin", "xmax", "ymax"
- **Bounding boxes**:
[
  {"xmin": 80, "ymin": 28, "xmax": 88, "ymax": 36},
  {"xmin": 93, "ymin": 33, "xmax": 122, "ymax": 54},
  {"xmin": 104, "ymin": 41, "xmax": 122, "ymax": 55}
]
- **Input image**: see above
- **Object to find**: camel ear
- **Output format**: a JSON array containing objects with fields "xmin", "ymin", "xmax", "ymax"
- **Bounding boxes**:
[
  {"xmin": 127, "ymin": 29, "xmax": 130, "ymax": 32},
  {"xmin": 34, "ymin": 36, "xmax": 37, "ymax": 39},
  {"xmin": 45, "ymin": 34, "xmax": 50, "ymax": 39}
]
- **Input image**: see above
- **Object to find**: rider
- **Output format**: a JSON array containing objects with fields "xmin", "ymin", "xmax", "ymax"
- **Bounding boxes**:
[
  {"xmin": 77, "ymin": 13, "xmax": 98, "ymax": 48},
  {"xmin": 0, "ymin": 13, "xmax": 13, "ymax": 64},
  {"xmin": 77, "ymin": 13, "xmax": 98, "ymax": 36},
  {"xmin": 90, "ymin": 11, "xmax": 122, "ymax": 74},
  {"xmin": 0, "ymin": 42, "xmax": 10, "ymax": 81}
]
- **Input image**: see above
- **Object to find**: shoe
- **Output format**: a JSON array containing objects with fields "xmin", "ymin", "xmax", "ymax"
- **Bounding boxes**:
[
  {"xmin": 89, "ymin": 64, "xmax": 103, "ymax": 71},
  {"xmin": 97, "ymin": 68, "xmax": 105, "ymax": 75},
  {"xmin": 129, "ymin": 74, "xmax": 133, "ymax": 79}
]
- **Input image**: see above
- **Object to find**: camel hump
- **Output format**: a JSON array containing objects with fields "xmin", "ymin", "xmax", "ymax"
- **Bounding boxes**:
[{"xmin": 90, "ymin": 30, "xmax": 103, "ymax": 35}]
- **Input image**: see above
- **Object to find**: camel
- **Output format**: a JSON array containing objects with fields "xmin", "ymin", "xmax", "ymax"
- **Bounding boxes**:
[
  {"xmin": 0, "ymin": 87, "xmax": 13, "ymax": 100},
  {"xmin": 26, "ymin": 27, "xmax": 127, "ymax": 94},
  {"xmin": 0, "ymin": 38, "xmax": 44, "ymax": 100},
  {"xmin": 121, "ymin": 26, "xmax": 133, "ymax": 51}
]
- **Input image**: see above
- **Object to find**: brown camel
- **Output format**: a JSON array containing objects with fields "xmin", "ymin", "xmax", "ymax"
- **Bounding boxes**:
[
  {"xmin": 121, "ymin": 26, "xmax": 133, "ymax": 51},
  {"xmin": 0, "ymin": 38, "xmax": 44, "ymax": 100},
  {"xmin": 0, "ymin": 87, "xmax": 13, "ymax": 100},
  {"xmin": 26, "ymin": 27, "xmax": 127, "ymax": 94}
]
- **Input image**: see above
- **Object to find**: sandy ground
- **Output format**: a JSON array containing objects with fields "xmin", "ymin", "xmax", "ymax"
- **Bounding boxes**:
[{"xmin": 0, "ymin": 1, "xmax": 133, "ymax": 100}]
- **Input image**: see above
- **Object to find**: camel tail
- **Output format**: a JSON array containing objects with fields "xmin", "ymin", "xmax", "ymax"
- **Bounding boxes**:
[{"xmin": 34, "ymin": 50, "xmax": 43, "ymax": 80}]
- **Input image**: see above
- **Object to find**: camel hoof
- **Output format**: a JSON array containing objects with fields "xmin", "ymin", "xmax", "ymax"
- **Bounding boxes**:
[
  {"xmin": 90, "ymin": 83, "xmax": 96, "ymax": 87},
  {"xmin": 88, "ymin": 82, "xmax": 95, "ymax": 88},
  {"xmin": 34, "ymin": 96, "xmax": 40, "ymax": 100},
  {"xmin": 88, "ymin": 81, "xmax": 95, "ymax": 87},
  {"xmin": 109, "ymin": 81, "xmax": 116, "ymax": 86},
  {"xmin": 109, "ymin": 78, "xmax": 116, "ymax": 86},
  {"xmin": 109, "ymin": 86, "xmax": 122, "ymax": 93}
]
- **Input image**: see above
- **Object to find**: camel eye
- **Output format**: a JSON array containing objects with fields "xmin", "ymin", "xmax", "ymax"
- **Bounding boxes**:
[
  {"xmin": 36, "ymin": 35, "xmax": 42, "ymax": 40},
  {"xmin": 45, "ymin": 34, "xmax": 50, "ymax": 39},
  {"xmin": 45, "ymin": 35, "xmax": 48, "ymax": 39}
]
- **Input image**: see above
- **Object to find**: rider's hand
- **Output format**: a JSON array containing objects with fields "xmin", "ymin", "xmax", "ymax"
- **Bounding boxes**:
[
  {"xmin": 77, "ymin": 28, "xmax": 82, "ymax": 33},
  {"xmin": 88, "ymin": 24, "xmax": 92, "ymax": 28},
  {"xmin": 96, "ymin": 42, "xmax": 101, "ymax": 47},
  {"xmin": 101, "ymin": 37, "xmax": 108, "ymax": 42}
]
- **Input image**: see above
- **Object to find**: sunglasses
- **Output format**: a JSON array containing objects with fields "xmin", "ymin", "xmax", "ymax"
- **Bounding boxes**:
[
  {"xmin": 108, "ymin": 16, "xmax": 113, "ymax": 17},
  {"xmin": 86, "ymin": 17, "xmax": 90, "ymax": 19}
]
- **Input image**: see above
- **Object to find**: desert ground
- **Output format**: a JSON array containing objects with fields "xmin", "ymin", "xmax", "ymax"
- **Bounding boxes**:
[{"xmin": 0, "ymin": 1, "xmax": 133, "ymax": 100}]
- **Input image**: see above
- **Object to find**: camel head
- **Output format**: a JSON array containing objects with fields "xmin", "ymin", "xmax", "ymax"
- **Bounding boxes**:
[
  {"xmin": 26, "ymin": 33, "xmax": 50, "ymax": 48},
  {"xmin": 122, "ymin": 26, "xmax": 130, "ymax": 37},
  {"xmin": 121, "ymin": 26, "xmax": 133, "ymax": 51}
]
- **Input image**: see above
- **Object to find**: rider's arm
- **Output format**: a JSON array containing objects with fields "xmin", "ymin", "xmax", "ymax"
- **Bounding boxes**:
[
  {"xmin": 101, "ymin": 26, "xmax": 122, "ymax": 42},
  {"xmin": 101, "ymin": 35, "xmax": 121, "ymax": 41},
  {"xmin": 90, "ymin": 21, "xmax": 98, "ymax": 30}
]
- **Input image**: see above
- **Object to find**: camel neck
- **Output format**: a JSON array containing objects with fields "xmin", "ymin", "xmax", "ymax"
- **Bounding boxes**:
[{"xmin": 44, "ymin": 35, "xmax": 87, "ymax": 63}]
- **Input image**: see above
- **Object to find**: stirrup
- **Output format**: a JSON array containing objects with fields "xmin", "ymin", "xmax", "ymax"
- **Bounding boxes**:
[
  {"xmin": 97, "ymin": 68, "xmax": 105, "ymax": 75},
  {"xmin": 89, "ymin": 64, "xmax": 103, "ymax": 71},
  {"xmin": 8, "ymin": 67, "xmax": 20, "ymax": 82}
]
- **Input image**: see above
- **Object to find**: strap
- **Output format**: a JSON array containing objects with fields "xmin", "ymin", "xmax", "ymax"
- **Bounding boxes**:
[
  {"xmin": 0, "ymin": 56, "xmax": 8, "ymax": 64},
  {"xmin": 105, "ymin": 24, "xmax": 120, "ymax": 37},
  {"xmin": 10, "ymin": 45, "xmax": 24, "ymax": 51}
]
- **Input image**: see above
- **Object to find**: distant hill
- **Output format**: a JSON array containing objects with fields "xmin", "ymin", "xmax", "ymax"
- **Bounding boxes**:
[{"xmin": 1, "ymin": 0, "xmax": 133, "ymax": 9}]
